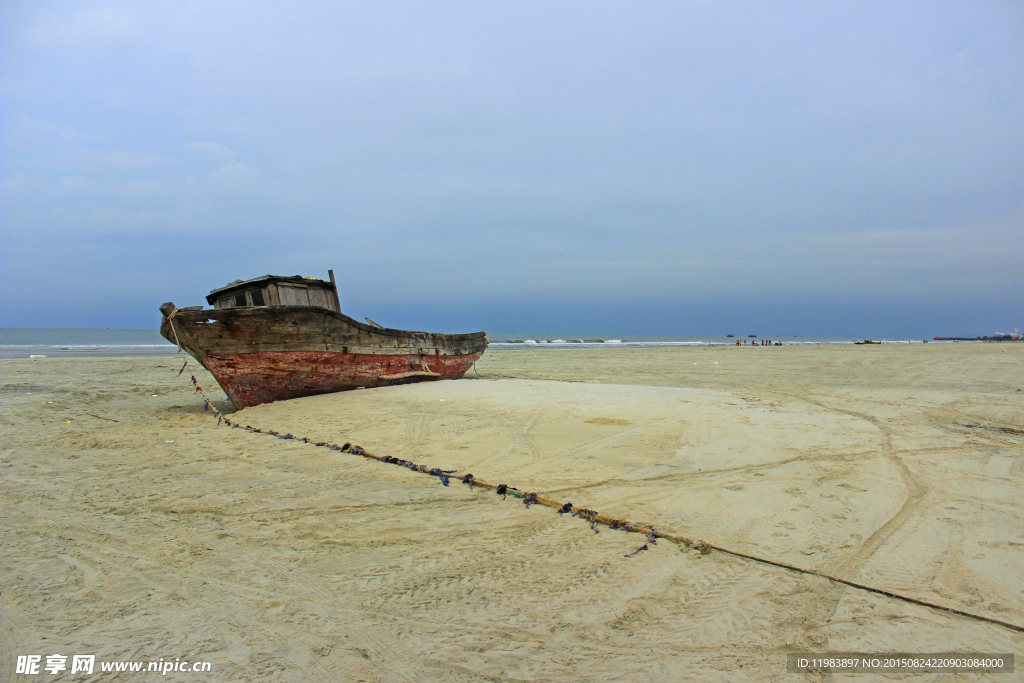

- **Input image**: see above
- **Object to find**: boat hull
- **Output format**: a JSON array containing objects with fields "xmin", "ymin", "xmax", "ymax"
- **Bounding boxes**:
[
  {"xmin": 160, "ymin": 305, "xmax": 487, "ymax": 409},
  {"xmin": 203, "ymin": 349, "xmax": 482, "ymax": 408}
]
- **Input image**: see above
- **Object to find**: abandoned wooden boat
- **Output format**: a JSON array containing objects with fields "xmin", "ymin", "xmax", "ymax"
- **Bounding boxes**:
[{"xmin": 159, "ymin": 272, "xmax": 487, "ymax": 409}]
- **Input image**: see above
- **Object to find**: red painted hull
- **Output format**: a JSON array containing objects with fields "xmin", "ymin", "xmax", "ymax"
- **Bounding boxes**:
[
  {"xmin": 202, "ymin": 349, "xmax": 483, "ymax": 409},
  {"xmin": 159, "ymin": 303, "xmax": 487, "ymax": 409}
]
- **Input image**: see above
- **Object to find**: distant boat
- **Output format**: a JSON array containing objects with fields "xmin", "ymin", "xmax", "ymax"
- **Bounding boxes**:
[
  {"xmin": 726, "ymin": 334, "xmax": 734, "ymax": 338},
  {"xmin": 159, "ymin": 272, "xmax": 487, "ymax": 409},
  {"xmin": 748, "ymin": 334, "xmax": 757, "ymax": 338}
]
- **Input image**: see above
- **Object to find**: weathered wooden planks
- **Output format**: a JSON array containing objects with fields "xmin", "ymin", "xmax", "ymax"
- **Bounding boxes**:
[
  {"xmin": 210, "ymin": 275, "xmax": 342, "ymax": 313},
  {"xmin": 161, "ymin": 303, "xmax": 486, "ymax": 408}
]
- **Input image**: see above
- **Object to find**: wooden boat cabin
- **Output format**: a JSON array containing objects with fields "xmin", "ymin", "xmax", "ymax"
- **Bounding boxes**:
[{"xmin": 206, "ymin": 274, "xmax": 341, "ymax": 313}]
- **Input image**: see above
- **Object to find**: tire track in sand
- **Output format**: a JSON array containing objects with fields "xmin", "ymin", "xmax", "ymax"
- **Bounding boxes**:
[{"xmin": 764, "ymin": 388, "xmax": 928, "ymax": 636}]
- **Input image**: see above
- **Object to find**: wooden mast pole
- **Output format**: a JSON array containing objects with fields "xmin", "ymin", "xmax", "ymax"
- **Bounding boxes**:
[{"xmin": 328, "ymin": 270, "xmax": 342, "ymax": 312}]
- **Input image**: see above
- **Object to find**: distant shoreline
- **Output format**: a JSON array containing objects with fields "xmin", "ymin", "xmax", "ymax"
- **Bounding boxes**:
[
  {"xmin": 1, "ymin": 328, "xmax": 1015, "ymax": 360},
  {"xmin": 933, "ymin": 336, "xmax": 1021, "ymax": 342}
]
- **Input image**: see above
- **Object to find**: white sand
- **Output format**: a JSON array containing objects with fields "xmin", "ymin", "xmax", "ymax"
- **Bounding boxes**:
[{"xmin": 2, "ymin": 344, "xmax": 1022, "ymax": 681}]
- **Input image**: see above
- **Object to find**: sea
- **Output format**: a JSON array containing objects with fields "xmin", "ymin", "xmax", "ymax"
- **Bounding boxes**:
[{"xmin": 0, "ymin": 328, "xmax": 938, "ymax": 359}]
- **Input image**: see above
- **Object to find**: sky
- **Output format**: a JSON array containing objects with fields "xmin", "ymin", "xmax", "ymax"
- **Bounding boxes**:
[{"xmin": 2, "ymin": 1, "xmax": 1021, "ymax": 337}]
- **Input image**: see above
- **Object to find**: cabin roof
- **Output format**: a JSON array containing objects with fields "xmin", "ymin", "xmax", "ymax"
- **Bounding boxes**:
[{"xmin": 206, "ymin": 275, "xmax": 329, "ymax": 304}]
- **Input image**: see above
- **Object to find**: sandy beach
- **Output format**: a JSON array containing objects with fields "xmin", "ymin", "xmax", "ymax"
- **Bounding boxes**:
[{"xmin": 2, "ymin": 343, "xmax": 1022, "ymax": 681}]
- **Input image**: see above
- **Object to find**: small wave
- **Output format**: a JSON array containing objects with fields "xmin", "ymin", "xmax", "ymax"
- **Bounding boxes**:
[
  {"xmin": 487, "ymin": 339, "xmax": 929, "ymax": 349},
  {"xmin": 0, "ymin": 344, "xmax": 173, "ymax": 349}
]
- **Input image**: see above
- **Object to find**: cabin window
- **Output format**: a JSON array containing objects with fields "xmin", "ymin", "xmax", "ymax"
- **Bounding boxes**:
[
  {"xmin": 250, "ymin": 289, "xmax": 265, "ymax": 306},
  {"xmin": 234, "ymin": 293, "xmax": 248, "ymax": 307}
]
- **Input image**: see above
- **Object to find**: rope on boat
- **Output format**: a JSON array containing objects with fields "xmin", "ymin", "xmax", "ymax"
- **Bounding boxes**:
[
  {"xmin": 166, "ymin": 310, "xmax": 219, "ymax": 417},
  {"xmin": 163, "ymin": 317, "xmax": 1024, "ymax": 636}
]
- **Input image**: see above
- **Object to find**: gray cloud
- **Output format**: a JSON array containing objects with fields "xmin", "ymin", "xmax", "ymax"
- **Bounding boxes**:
[{"xmin": 2, "ymin": 0, "xmax": 1021, "ymax": 335}]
